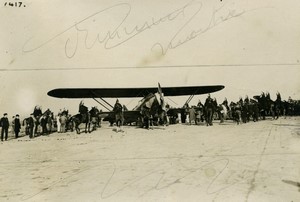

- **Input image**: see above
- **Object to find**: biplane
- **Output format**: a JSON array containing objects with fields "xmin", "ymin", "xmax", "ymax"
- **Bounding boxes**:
[{"xmin": 47, "ymin": 84, "xmax": 225, "ymax": 125}]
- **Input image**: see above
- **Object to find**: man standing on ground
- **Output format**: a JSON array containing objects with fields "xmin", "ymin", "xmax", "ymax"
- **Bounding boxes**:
[
  {"xmin": 56, "ymin": 114, "xmax": 61, "ymax": 133},
  {"xmin": 113, "ymin": 99, "xmax": 124, "ymax": 132},
  {"xmin": 60, "ymin": 114, "xmax": 67, "ymax": 133},
  {"xmin": 204, "ymin": 94, "xmax": 214, "ymax": 126},
  {"xmin": 11, "ymin": 116, "xmax": 15, "ymax": 135},
  {"xmin": 1, "ymin": 113, "xmax": 9, "ymax": 141},
  {"xmin": 28, "ymin": 114, "xmax": 35, "ymax": 138},
  {"xmin": 14, "ymin": 114, "xmax": 21, "ymax": 139},
  {"xmin": 189, "ymin": 106, "xmax": 196, "ymax": 125}
]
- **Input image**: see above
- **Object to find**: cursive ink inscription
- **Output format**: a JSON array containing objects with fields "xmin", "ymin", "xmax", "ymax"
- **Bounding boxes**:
[
  {"xmin": 152, "ymin": 3, "xmax": 246, "ymax": 55},
  {"xmin": 22, "ymin": 0, "xmax": 247, "ymax": 58},
  {"xmin": 100, "ymin": 158, "xmax": 253, "ymax": 199},
  {"xmin": 20, "ymin": 158, "xmax": 255, "ymax": 200}
]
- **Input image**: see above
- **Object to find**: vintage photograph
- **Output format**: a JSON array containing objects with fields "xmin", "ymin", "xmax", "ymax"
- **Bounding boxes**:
[{"xmin": 0, "ymin": 0, "xmax": 299, "ymax": 201}]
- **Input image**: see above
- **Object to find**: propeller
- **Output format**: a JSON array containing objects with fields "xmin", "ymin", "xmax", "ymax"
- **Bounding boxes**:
[{"xmin": 158, "ymin": 83, "xmax": 166, "ymax": 111}]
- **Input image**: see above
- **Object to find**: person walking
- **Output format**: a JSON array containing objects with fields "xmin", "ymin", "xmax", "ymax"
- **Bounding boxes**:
[{"xmin": 1, "ymin": 113, "xmax": 9, "ymax": 141}]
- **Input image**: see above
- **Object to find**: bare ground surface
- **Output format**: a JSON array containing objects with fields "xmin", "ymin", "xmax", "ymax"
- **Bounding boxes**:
[{"xmin": 0, "ymin": 117, "xmax": 300, "ymax": 202}]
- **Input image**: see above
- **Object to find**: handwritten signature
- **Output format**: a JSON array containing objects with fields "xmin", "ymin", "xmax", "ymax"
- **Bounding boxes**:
[
  {"xmin": 22, "ymin": 0, "xmax": 248, "ymax": 58},
  {"xmin": 20, "ymin": 157, "xmax": 255, "ymax": 201},
  {"xmin": 152, "ymin": 2, "xmax": 246, "ymax": 55},
  {"xmin": 100, "ymin": 158, "xmax": 253, "ymax": 199}
]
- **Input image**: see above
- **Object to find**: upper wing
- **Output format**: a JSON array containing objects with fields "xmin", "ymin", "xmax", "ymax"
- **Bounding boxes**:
[{"xmin": 47, "ymin": 85, "xmax": 224, "ymax": 98}]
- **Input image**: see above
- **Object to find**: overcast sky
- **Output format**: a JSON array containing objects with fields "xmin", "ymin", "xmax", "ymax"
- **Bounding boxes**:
[{"xmin": 0, "ymin": 0, "xmax": 299, "ymax": 117}]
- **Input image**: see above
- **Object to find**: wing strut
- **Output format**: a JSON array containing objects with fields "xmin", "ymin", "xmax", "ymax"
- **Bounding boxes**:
[
  {"xmin": 184, "ymin": 94, "xmax": 195, "ymax": 106},
  {"xmin": 92, "ymin": 98, "xmax": 112, "ymax": 111},
  {"xmin": 183, "ymin": 88, "xmax": 200, "ymax": 106},
  {"xmin": 89, "ymin": 90, "xmax": 114, "ymax": 110},
  {"xmin": 98, "ymin": 97, "xmax": 114, "ymax": 109}
]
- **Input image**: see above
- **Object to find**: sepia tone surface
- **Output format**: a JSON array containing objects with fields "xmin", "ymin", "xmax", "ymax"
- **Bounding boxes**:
[
  {"xmin": 0, "ymin": 0, "xmax": 300, "ymax": 201},
  {"xmin": 0, "ymin": 0, "xmax": 299, "ymax": 114},
  {"xmin": 0, "ymin": 118, "xmax": 300, "ymax": 201}
]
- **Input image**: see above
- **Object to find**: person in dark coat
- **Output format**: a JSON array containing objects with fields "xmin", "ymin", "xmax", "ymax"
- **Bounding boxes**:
[
  {"xmin": 14, "ymin": 114, "xmax": 21, "ymax": 138},
  {"xmin": 113, "ymin": 99, "xmax": 124, "ymax": 132},
  {"xmin": 28, "ymin": 114, "xmax": 35, "ymax": 138},
  {"xmin": 40, "ymin": 116, "xmax": 48, "ymax": 135},
  {"xmin": 1, "ymin": 113, "xmax": 9, "ymax": 141},
  {"xmin": 204, "ymin": 94, "xmax": 214, "ymax": 126}
]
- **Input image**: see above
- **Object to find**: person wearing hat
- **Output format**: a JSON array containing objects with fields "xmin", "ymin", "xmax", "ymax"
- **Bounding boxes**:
[
  {"xmin": 204, "ymin": 94, "xmax": 214, "ymax": 126},
  {"xmin": 28, "ymin": 113, "xmax": 35, "ymax": 138},
  {"xmin": 0, "ymin": 113, "xmax": 9, "ymax": 141},
  {"xmin": 14, "ymin": 114, "xmax": 21, "ymax": 139},
  {"xmin": 113, "ymin": 99, "xmax": 124, "ymax": 132}
]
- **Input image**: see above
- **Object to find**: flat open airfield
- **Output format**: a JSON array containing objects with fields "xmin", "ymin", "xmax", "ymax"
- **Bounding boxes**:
[{"xmin": 1, "ymin": 117, "xmax": 300, "ymax": 202}]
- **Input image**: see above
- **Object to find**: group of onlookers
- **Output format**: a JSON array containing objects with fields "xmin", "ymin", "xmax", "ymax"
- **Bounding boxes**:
[
  {"xmin": 0, "ymin": 113, "xmax": 21, "ymax": 141},
  {"xmin": 56, "ymin": 113, "xmax": 68, "ymax": 133},
  {"xmin": 1, "ymin": 93, "xmax": 300, "ymax": 141},
  {"xmin": 0, "ymin": 111, "xmax": 72, "ymax": 141}
]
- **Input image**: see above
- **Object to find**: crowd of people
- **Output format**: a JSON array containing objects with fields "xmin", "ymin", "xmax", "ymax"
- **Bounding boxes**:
[
  {"xmin": 1, "ymin": 92, "xmax": 299, "ymax": 141},
  {"xmin": 0, "ymin": 113, "xmax": 21, "ymax": 141},
  {"xmin": 0, "ymin": 107, "xmax": 74, "ymax": 141},
  {"xmin": 170, "ymin": 93, "xmax": 300, "ymax": 126}
]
